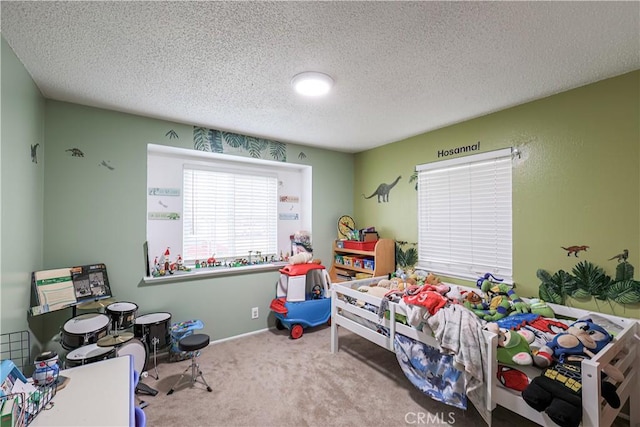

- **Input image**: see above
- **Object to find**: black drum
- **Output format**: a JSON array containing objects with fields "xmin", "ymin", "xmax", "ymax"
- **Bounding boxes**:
[
  {"xmin": 61, "ymin": 313, "xmax": 110, "ymax": 350},
  {"xmin": 134, "ymin": 312, "xmax": 172, "ymax": 350},
  {"xmin": 65, "ymin": 343, "xmax": 116, "ymax": 368},
  {"xmin": 105, "ymin": 302, "xmax": 138, "ymax": 331}
]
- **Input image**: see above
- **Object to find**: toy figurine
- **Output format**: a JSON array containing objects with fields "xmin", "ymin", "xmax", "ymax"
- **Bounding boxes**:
[
  {"xmin": 163, "ymin": 247, "xmax": 173, "ymax": 274},
  {"xmin": 464, "ymin": 273, "xmax": 530, "ymax": 321}
]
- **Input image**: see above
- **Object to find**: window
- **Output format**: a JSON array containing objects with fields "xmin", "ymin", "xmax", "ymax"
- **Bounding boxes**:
[
  {"xmin": 183, "ymin": 166, "xmax": 277, "ymax": 262},
  {"xmin": 416, "ymin": 148, "xmax": 513, "ymax": 282},
  {"xmin": 146, "ymin": 144, "xmax": 311, "ymax": 276}
]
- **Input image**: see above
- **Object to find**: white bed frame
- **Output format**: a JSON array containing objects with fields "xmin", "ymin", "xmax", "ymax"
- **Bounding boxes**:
[{"xmin": 330, "ymin": 278, "xmax": 640, "ymax": 427}]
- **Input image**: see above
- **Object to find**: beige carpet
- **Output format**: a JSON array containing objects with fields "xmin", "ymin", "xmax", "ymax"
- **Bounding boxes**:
[{"xmin": 137, "ymin": 325, "xmax": 559, "ymax": 427}]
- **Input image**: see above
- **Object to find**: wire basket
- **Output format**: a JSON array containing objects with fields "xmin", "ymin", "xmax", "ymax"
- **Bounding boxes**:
[
  {"xmin": 24, "ymin": 369, "xmax": 59, "ymax": 426},
  {"xmin": 1, "ymin": 331, "xmax": 58, "ymax": 426},
  {"xmin": 0, "ymin": 370, "xmax": 59, "ymax": 427},
  {"xmin": 0, "ymin": 331, "xmax": 30, "ymax": 375}
]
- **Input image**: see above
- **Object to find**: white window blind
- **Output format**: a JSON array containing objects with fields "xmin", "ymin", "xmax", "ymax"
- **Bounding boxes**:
[
  {"xmin": 416, "ymin": 148, "xmax": 513, "ymax": 282},
  {"xmin": 183, "ymin": 166, "xmax": 278, "ymax": 262}
]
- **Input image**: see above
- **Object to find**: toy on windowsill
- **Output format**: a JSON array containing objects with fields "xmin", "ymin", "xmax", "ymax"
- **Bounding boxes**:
[
  {"xmin": 151, "ymin": 250, "xmax": 191, "ymax": 277},
  {"xmin": 288, "ymin": 230, "xmax": 323, "ymax": 266},
  {"xmin": 464, "ymin": 273, "xmax": 530, "ymax": 321},
  {"xmin": 162, "ymin": 247, "xmax": 173, "ymax": 274},
  {"xmin": 522, "ymin": 319, "xmax": 623, "ymax": 427}
]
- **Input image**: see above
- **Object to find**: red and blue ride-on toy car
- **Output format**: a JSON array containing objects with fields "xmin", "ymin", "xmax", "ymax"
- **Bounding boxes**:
[{"xmin": 269, "ymin": 263, "xmax": 331, "ymax": 339}]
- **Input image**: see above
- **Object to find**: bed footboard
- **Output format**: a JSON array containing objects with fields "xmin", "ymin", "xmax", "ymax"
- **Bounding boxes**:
[
  {"xmin": 330, "ymin": 280, "xmax": 497, "ymax": 425},
  {"xmin": 581, "ymin": 316, "xmax": 639, "ymax": 427}
]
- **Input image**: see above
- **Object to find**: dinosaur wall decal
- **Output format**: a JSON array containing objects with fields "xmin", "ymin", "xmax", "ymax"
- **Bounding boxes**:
[
  {"xmin": 609, "ymin": 249, "xmax": 629, "ymax": 263},
  {"xmin": 30, "ymin": 143, "xmax": 40, "ymax": 163},
  {"xmin": 561, "ymin": 245, "xmax": 589, "ymax": 257},
  {"xmin": 66, "ymin": 148, "xmax": 85, "ymax": 157},
  {"xmin": 99, "ymin": 160, "xmax": 114, "ymax": 170},
  {"xmin": 165, "ymin": 129, "xmax": 179, "ymax": 139},
  {"xmin": 362, "ymin": 175, "xmax": 401, "ymax": 203}
]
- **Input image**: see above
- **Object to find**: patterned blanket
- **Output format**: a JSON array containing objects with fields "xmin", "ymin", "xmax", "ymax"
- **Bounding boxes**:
[{"xmin": 394, "ymin": 333, "xmax": 467, "ymax": 409}]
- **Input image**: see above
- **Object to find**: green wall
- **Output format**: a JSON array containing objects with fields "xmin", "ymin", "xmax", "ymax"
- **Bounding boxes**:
[
  {"xmin": 40, "ymin": 101, "xmax": 354, "ymax": 345},
  {"xmin": 0, "ymin": 37, "xmax": 45, "ymax": 337},
  {"xmin": 354, "ymin": 71, "xmax": 640, "ymax": 319}
]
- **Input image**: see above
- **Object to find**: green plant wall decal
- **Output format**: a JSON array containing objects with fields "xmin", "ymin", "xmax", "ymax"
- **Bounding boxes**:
[
  {"xmin": 396, "ymin": 241, "xmax": 418, "ymax": 270},
  {"xmin": 193, "ymin": 126, "xmax": 287, "ymax": 161},
  {"xmin": 538, "ymin": 260, "xmax": 640, "ymax": 311},
  {"xmin": 606, "ymin": 280, "xmax": 640, "ymax": 304},
  {"xmin": 571, "ymin": 261, "xmax": 608, "ymax": 300},
  {"xmin": 537, "ymin": 269, "xmax": 575, "ymax": 305},
  {"xmin": 616, "ymin": 261, "xmax": 634, "ymax": 281},
  {"xmin": 409, "ymin": 171, "xmax": 418, "ymax": 190}
]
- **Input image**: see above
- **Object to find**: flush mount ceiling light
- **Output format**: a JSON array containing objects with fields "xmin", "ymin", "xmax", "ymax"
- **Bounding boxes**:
[{"xmin": 291, "ymin": 72, "xmax": 334, "ymax": 97}]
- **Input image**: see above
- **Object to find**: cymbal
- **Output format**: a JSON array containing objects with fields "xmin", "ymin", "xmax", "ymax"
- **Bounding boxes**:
[
  {"xmin": 97, "ymin": 332, "xmax": 134, "ymax": 347},
  {"xmin": 77, "ymin": 297, "xmax": 116, "ymax": 310}
]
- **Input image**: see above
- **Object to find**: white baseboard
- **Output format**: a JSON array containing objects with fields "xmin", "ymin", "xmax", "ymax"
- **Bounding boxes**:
[{"xmin": 209, "ymin": 327, "xmax": 271, "ymax": 345}]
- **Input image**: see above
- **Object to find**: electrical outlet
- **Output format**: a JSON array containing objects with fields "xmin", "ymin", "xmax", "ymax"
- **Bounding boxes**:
[{"xmin": 251, "ymin": 307, "xmax": 259, "ymax": 319}]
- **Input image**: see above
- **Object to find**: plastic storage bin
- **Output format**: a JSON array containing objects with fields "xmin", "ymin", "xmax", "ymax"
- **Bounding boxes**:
[
  {"xmin": 363, "ymin": 258, "xmax": 375, "ymax": 270},
  {"xmin": 343, "ymin": 240, "xmax": 377, "ymax": 251}
]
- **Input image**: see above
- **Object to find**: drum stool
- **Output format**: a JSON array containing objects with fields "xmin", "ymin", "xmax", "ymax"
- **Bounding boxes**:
[{"xmin": 167, "ymin": 333, "xmax": 212, "ymax": 395}]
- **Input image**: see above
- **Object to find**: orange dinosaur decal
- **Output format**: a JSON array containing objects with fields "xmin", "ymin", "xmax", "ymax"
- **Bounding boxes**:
[{"xmin": 561, "ymin": 245, "xmax": 589, "ymax": 257}]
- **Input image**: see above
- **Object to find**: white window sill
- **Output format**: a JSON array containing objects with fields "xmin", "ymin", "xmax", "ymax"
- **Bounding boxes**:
[{"xmin": 142, "ymin": 262, "xmax": 288, "ymax": 284}]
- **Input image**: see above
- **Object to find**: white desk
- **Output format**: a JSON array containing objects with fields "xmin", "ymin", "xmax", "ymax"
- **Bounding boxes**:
[{"xmin": 30, "ymin": 355, "xmax": 133, "ymax": 426}]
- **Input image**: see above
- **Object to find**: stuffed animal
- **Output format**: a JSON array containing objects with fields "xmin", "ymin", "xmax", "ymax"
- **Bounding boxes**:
[
  {"xmin": 288, "ymin": 252, "xmax": 312, "ymax": 265},
  {"xmin": 485, "ymin": 322, "xmax": 535, "ymax": 366},
  {"xmin": 460, "ymin": 289, "xmax": 483, "ymax": 305},
  {"xmin": 528, "ymin": 298, "xmax": 555, "ymax": 318},
  {"xmin": 546, "ymin": 319, "xmax": 624, "ymax": 382},
  {"xmin": 464, "ymin": 273, "xmax": 530, "ymax": 321},
  {"xmin": 522, "ymin": 319, "xmax": 623, "ymax": 427},
  {"xmin": 547, "ymin": 319, "xmax": 612, "ymax": 361},
  {"xmin": 425, "ymin": 272, "xmax": 442, "ymax": 286},
  {"xmin": 522, "ymin": 361, "xmax": 620, "ymax": 427},
  {"xmin": 492, "ymin": 314, "xmax": 569, "ymax": 368},
  {"xmin": 357, "ymin": 285, "xmax": 389, "ymax": 299}
]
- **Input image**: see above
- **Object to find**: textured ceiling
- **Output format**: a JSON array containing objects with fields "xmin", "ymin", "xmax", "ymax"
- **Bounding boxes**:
[{"xmin": 2, "ymin": 1, "xmax": 639, "ymax": 153}]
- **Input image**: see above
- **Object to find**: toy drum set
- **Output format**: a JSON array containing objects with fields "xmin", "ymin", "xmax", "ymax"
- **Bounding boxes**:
[
  {"xmin": 134, "ymin": 312, "xmax": 172, "ymax": 379},
  {"xmin": 59, "ymin": 301, "xmax": 172, "ymax": 379}
]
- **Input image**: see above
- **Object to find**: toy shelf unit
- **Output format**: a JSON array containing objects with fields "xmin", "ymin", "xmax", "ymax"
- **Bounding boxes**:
[{"xmin": 329, "ymin": 238, "xmax": 395, "ymax": 283}]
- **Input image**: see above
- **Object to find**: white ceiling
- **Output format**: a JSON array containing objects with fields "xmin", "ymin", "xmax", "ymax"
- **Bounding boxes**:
[{"xmin": 1, "ymin": 1, "xmax": 639, "ymax": 153}]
